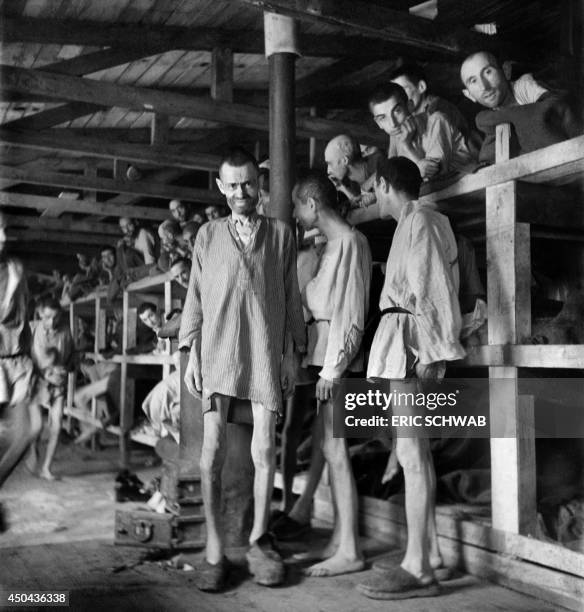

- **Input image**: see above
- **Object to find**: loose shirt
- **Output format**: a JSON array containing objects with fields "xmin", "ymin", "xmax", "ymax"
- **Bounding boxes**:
[
  {"xmin": 303, "ymin": 229, "xmax": 372, "ymax": 381},
  {"xmin": 179, "ymin": 215, "xmax": 306, "ymax": 413},
  {"xmin": 142, "ymin": 370, "xmax": 181, "ymax": 442},
  {"xmin": 388, "ymin": 111, "xmax": 477, "ymax": 177},
  {"xmin": 31, "ymin": 320, "xmax": 75, "ymax": 375},
  {"xmin": 0, "ymin": 258, "xmax": 30, "ymax": 357},
  {"xmin": 367, "ymin": 201, "xmax": 465, "ymax": 379}
]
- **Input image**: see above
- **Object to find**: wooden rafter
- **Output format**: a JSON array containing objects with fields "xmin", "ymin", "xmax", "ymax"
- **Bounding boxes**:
[
  {"xmin": 1, "ymin": 16, "xmax": 456, "ymax": 60},
  {"xmin": 9, "ymin": 215, "xmax": 120, "ymax": 236},
  {"xmin": 0, "ymin": 165, "xmax": 224, "ymax": 205},
  {"xmin": 0, "ymin": 191, "xmax": 170, "ymax": 221},
  {"xmin": 0, "ymin": 65, "xmax": 383, "ymax": 144},
  {"xmin": 0, "ymin": 128, "xmax": 222, "ymax": 171},
  {"xmin": 233, "ymin": 0, "xmax": 521, "ymax": 60}
]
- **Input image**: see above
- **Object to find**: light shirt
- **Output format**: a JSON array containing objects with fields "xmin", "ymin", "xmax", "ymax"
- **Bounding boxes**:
[
  {"xmin": 303, "ymin": 229, "xmax": 372, "ymax": 380},
  {"xmin": 511, "ymin": 73, "xmax": 548, "ymax": 105},
  {"xmin": 367, "ymin": 200, "xmax": 465, "ymax": 379},
  {"xmin": 388, "ymin": 111, "xmax": 477, "ymax": 177}
]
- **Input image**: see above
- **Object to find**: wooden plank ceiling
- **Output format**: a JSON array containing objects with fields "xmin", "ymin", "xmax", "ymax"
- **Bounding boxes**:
[{"xmin": 0, "ymin": 0, "xmax": 571, "ymax": 272}]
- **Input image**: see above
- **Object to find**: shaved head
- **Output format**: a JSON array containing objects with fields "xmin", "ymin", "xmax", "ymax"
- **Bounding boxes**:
[{"xmin": 460, "ymin": 51, "xmax": 510, "ymax": 109}]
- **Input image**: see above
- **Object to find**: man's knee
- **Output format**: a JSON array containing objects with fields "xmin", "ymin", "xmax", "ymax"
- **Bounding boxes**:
[
  {"xmin": 199, "ymin": 444, "xmax": 224, "ymax": 478},
  {"xmin": 396, "ymin": 437, "xmax": 428, "ymax": 473},
  {"xmin": 322, "ymin": 435, "xmax": 346, "ymax": 467},
  {"xmin": 251, "ymin": 438, "xmax": 275, "ymax": 472}
]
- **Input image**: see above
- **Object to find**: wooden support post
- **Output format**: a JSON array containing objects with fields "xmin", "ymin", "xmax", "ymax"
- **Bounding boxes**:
[
  {"xmin": 113, "ymin": 159, "xmax": 129, "ymax": 181},
  {"xmin": 83, "ymin": 162, "xmax": 97, "ymax": 201},
  {"xmin": 150, "ymin": 113, "xmax": 170, "ymax": 146},
  {"xmin": 309, "ymin": 106, "xmax": 317, "ymax": 168},
  {"xmin": 211, "ymin": 48, "xmax": 233, "ymax": 103},
  {"xmin": 162, "ymin": 280, "xmax": 172, "ymax": 378},
  {"xmin": 266, "ymin": 13, "xmax": 298, "ymax": 224},
  {"xmin": 486, "ymin": 170, "xmax": 536, "ymax": 535}
]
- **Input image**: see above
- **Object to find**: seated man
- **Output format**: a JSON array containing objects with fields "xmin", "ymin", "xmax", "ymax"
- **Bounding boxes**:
[
  {"xmin": 290, "ymin": 170, "xmax": 372, "ymax": 577},
  {"xmin": 324, "ymin": 134, "xmax": 382, "ymax": 208},
  {"xmin": 460, "ymin": 51, "xmax": 582, "ymax": 161},
  {"xmin": 369, "ymin": 84, "xmax": 477, "ymax": 180},
  {"xmin": 169, "ymin": 199, "xmax": 194, "ymax": 228},
  {"xmin": 157, "ymin": 220, "xmax": 189, "ymax": 272},
  {"xmin": 140, "ymin": 353, "xmax": 181, "ymax": 444},
  {"xmin": 118, "ymin": 217, "xmax": 157, "ymax": 266},
  {"xmin": 169, "ymin": 257, "xmax": 191, "ymax": 289},
  {"xmin": 390, "ymin": 62, "xmax": 481, "ymax": 154},
  {"xmin": 137, "ymin": 302, "xmax": 167, "ymax": 355},
  {"xmin": 182, "ymin": 222, "xmax": 201, "ymax": 250},
  {"xmin": 204, "ymin": 205, "xmax": 223, "ymax": 222}
]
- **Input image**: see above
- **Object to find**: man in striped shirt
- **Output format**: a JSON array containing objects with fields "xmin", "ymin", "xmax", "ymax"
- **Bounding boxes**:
[{"xmin": 179, "ymin": 147, "xmax": 306, "ymax": 591}]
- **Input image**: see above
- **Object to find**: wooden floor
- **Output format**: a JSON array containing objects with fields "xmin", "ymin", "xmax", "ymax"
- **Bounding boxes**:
[{"xmin": 0, "ymin": 439, "xmax": 562, "ymax": 612}]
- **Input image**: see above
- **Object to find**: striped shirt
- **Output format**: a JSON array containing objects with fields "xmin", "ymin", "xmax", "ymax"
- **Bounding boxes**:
[{"xmin": 178, "ymin": 215, "xmax": 306, "ymax": 413}]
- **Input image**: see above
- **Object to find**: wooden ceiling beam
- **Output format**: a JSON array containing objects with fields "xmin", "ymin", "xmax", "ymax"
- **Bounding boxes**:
[
  {"xmin": 0, "ymin": 128, "xmax": 222, "ymax": 171},
  {"xmin": 0, "ymin": 191, "xmax": 169, "ymax": 221},
  {"xmin": 233, "ymin": 0, "xmax": 522, "ymax": 60},
  {"xmin": 1, "ymin": 16, "xmax": 442, "ymax": 60},
  {"xmin": 0, "ymin": 65, "xmax": 383, "ymax": 144},
  {"xmin": 10, "ymin": 228, "xmax": 115, "ymax": 246},
  {"xmin": 8, "ymin": 214, "xmax": 119, "ymax": 236},
  {"xmin": 0, "ymin": 165, "xmax": 224, "ymax": 205}
]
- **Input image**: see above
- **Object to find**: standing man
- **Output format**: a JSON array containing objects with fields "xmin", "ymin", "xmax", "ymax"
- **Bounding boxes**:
[
  {"xmin": 28, "ymin": 297, "xmax": 75, "ymax": 481},
  {"xmin": 0, "ymin": 211, "xmax": 36, "ymax": 493},
  {"xmin": 356, "ymin": 157, "xmax": 465, "ymax": 600},
  {"xmin": 179, "ymin": 147, "xmax": 306, "ymax": 591},
  {"xmin": 369, "ymin": 84, "xmax": 476, "ymax": 180},
  {"xmin": 290, "ymin": 170, "xmax": 371, "ymax": 577}
]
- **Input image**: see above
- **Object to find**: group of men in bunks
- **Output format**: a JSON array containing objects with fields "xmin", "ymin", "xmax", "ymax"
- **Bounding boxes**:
[{"xmin": 0, "ymin": 48, "xmax": 580, "ymax": 597}]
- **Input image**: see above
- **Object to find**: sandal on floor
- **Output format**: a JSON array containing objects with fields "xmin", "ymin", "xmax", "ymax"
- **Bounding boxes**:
[
  {"xmin": 357, "ymin": 566, "xmax": 441, "ymax": 600},
  {"xmin": 246, "ymin": 533, "xmax": 285, "ymax": 586},
  {"xmin": 271, "ymin": 514, "xmax": 310, "ymax": 541},
  {"xmin": 372, "ymin": 550, "xmax": 456, "ymax": 582},
  {"xmin": 193, "ymin": 556, "xmax": 229, "ymax": 592}
]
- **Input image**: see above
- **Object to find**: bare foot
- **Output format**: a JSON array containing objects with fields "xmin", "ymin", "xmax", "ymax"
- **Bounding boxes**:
[
  {"xmin": 39, "ymin": 469, "xmax": 60, "ymax": 481},
  {"xmin": 381, "ymin": 453, "xmax": 400, "ymax": 484},
  {"xmin": 292, "ymin": 539, "xmax": 338, "ymax": 562},
  {"xmin": 304, "ymin": 553, "xmax": 365, "ymax": 577}
]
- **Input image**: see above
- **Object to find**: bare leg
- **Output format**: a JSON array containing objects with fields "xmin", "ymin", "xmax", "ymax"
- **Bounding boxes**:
[
  {"xmin": 200, "ymin": 396, "xmax": 229, "ymax": 564},
  {"xmin": 393, "ymin": 380, "xmax": 433, "ymax": 582},
  {"xmin": 0, "ymin": 401, "xmax": 42, "ymax": 487},
  {"xmin": 288, "ymin": 405, "xmax": 326, "ymax": 525},
  {"xmin": 305, "ymin": 399, "xmax": 364, "ymax": 577},
  {"xmin": 24, "ymin": 402, "xmax": 44, "ymax": 473},
  {"xmin": 426, "ymin": 448, "xmax": 443, "ymax": 569},
  {"xmin": 39, "ymin": 396, "xmax": 64, "ymax": 480},
  {"xmin": 281, "ymin": 387, "xmax": 308, "ymax": 513},
  {"xmin": 249, "ymin": 402, "xmax": 277, "ymax": 543}
]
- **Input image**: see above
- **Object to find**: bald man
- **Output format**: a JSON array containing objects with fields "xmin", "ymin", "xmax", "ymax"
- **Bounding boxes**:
[{"xmin": 324, "ymin": 135, "xmax": 382, "ymax": 208}]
